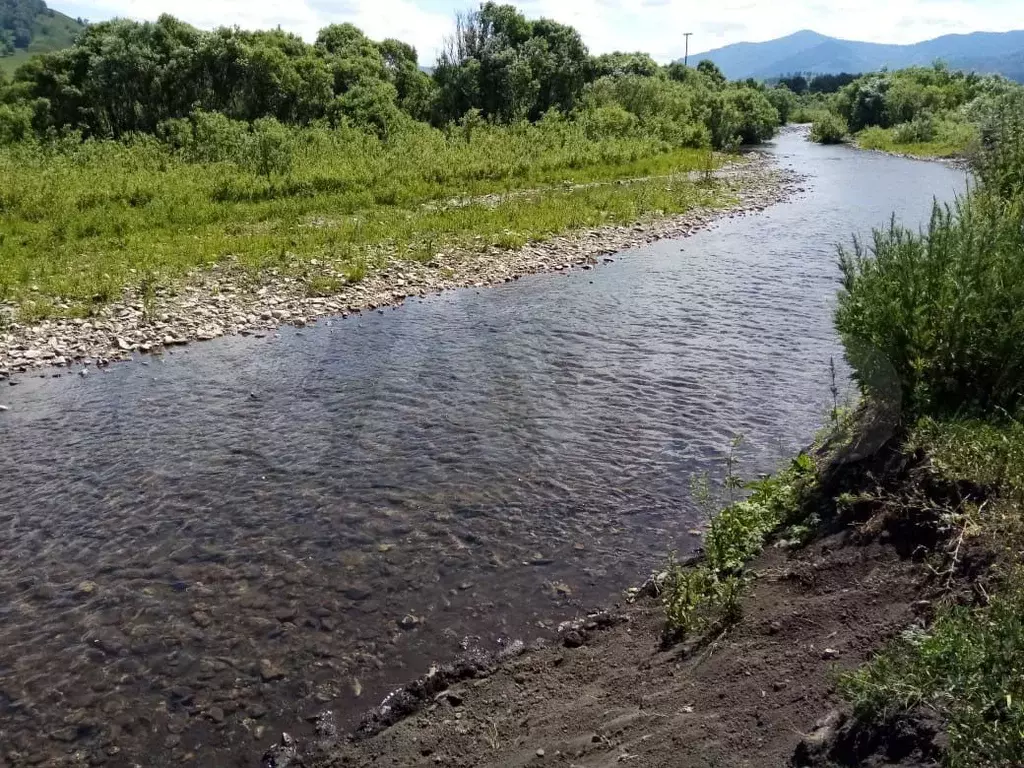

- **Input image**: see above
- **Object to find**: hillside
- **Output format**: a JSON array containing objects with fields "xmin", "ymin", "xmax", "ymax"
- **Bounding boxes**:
[
  {"xmin": 691, "ymin": 28, "xmax": 1024, "ymax": 81},
  {"xmin": 0, "ymin": 0, "xmax": 83, "ymax": 75}
]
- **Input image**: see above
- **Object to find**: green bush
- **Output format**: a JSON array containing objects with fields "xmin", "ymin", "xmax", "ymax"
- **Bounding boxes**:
[
  {"xmin": 810, "ymin": 113, "xmax": 847, "ymax": 144},
  {"xmin": 765, "ymin": 85, "xmax": 797, "ymax": 124},
  {"xmin": 246, "ymin": 117, "xmax": 295, "ymax": 177},
  {"xmin": 835, "ymin": 193, "xmax": 1024, "ymax": 419},
  {"xmin": 725, "ymin": 87, "xmax": 780, "ymax": 144},
  {"xmin": 891, "ymin": 113, "xmax": 937, "ymax": 144},
  {"xmin": 0, "ymin": 102, "xmax": 31, "ymax": 144}
]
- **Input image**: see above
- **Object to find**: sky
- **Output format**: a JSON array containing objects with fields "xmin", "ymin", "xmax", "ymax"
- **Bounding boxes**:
[{"xmin": 51, "ymin": 0, "xmax": 1024, "ymax": 65}]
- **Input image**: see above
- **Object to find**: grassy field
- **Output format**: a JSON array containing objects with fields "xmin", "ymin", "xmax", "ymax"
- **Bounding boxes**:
[
  {"xmin": 0, "ymin": 122, "xmax": 727, "ymax": 320},
  {"xmin": 0, "ymin": 49, "xmax": 31, "ymax": 76},
  {"xmin": 855, "ymin": 124, "xmax": 977, "ymax": 159}
]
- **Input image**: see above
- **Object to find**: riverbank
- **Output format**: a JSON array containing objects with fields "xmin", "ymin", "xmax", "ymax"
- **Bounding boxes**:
[
  {"xmin": 272, "ymin": 410, "xmax": 941, "ymax": 767},
  {"xmin": 279, "ymin": 405, "xmax": 1014, "ymax": 768},
  {"xmin": 0, "ymin": 154, "xmax": 801, "ymax": 381},
  {"xmin": 294, "ymin": 532, "xmax": 927, "ymax": 767}
]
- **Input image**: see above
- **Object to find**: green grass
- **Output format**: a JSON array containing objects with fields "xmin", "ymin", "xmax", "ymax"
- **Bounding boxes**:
[
  {"xmin": 0, "ymin": 122, "xmax": 725, "ymax": 319},
  {"xmin": 790, "ymin": 107, "xmax": 832, "ymax": 125},
  {"xmin": 839, "ymin": 416, "xmax": 1024, "ymax": 767},
  {"xmin": 855, "ymin": 124, "xmax": 976, "ymax": 159},
  {"xmin": 840, "ymin": 578, "xmax": 1024, "ymax": 768},
  {"xmin": 0, "ymin": 48, "xmax": 31, "ymax": 76}
]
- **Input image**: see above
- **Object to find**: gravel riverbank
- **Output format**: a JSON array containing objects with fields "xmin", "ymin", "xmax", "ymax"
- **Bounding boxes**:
[{"xmin": 0, "ymin": 153, "xmax": 802, "ymax": 383}]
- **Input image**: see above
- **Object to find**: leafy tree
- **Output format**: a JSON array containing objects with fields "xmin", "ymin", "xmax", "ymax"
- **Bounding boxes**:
[
  {"xmin": 378, "ymin": 38, "xmax": 434, "ymax": 120},
  {"xmin": 591, "ymin": 51, "xmax": 659, "ymax": 79},
  {"xmin": 765, "ymin": 85, "xmax": 796, "ymax": 123},
  {"xmin": 433, "ymin": 2, "xmax": 589, "ymax": 123},
  {"xmin": 665, "ymin": 62, "xmax": 696, "ymax": 84},
  {"xmin": 778, "ymin": 74, "xmax": 808, "ymax": 95},
  {"xmin": 696, "ymin": 59, "xmax": 726, "ymax": 88}
]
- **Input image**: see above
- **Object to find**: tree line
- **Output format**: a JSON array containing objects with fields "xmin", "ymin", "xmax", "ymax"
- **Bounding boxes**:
[{"xmin": 0, "ymin": 2, "xmax": 784, "ymax": 150}]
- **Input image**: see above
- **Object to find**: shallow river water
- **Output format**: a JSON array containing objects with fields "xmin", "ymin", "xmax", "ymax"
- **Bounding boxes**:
[{"xmin": 0, "ymin": 132, "xmax": 966, "ymax": 766}]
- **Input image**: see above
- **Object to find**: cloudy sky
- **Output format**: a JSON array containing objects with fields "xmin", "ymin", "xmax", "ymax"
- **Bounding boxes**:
[{"xmin": 51, "ymin": 0, "xmax": 1024, "ymax": 65}]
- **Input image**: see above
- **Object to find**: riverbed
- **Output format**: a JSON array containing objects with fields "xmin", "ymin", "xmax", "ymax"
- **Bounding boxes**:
[{"xmin": 0, "ymin": 131, "xmax": 966, "ymax": 767}]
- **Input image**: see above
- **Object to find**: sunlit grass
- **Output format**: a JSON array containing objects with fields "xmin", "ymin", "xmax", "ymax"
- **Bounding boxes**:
[{"xmin": 0, "ymin": 122, "xmax": 726, "ymax": 318}]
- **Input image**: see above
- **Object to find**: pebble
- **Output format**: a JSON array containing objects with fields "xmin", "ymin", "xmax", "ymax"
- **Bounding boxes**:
[
  {"xmin": 397, "ymin": 614, "xmax": 421, "ymax": 631},
  {"xmin": 0, "ymin": 158, "xmax": 800, "ymax": 380},
  {"xmin": 259, "ymin": 659, "xmax": 285, "ymax": 682}
]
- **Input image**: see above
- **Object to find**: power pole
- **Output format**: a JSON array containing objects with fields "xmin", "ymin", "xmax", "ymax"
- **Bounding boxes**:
[{"xmin": 683, "ymin": 32, "xmax": 693, "ymax": 66}]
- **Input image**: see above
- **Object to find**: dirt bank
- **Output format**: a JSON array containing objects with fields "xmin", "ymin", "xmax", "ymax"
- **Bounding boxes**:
[
  {"xmin": 276, "ymin": 522, "xmax": 929, "ymax": 767},
  {"xmin": 0, "ymin": 154, "xmax": 802, "ymax": 382}
]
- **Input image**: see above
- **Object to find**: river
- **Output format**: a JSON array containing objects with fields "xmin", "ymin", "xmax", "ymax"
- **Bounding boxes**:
[{"xmin": 0, "ymin": 131, "xmax": 966, "ymax": 766}]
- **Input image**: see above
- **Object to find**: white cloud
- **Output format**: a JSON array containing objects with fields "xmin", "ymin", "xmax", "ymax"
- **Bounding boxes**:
[{"xmin": 54, "ymin": 0, "xmax": 1024, "ymax": 64}]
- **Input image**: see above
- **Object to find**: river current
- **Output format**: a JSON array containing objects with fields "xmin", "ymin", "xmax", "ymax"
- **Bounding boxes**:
[{"xmin": 0, "ymin": 132, "xmax": 966, "ymax": 766}]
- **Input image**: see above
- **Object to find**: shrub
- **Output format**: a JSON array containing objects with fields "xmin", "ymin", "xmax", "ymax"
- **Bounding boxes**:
[
  {"xmin": 246, "ymin": 117, "xmax": 295, "ymax": 178},
  {"xmin": 856, "ymin": 125, "xmax": 892, "ymax": 150},
  {"xmin": 835, "ymin": 195, "xmax": 1024, "ymax": 419},
  {"xmin": 810, "ymin": 113, "xmax": 848, "ymax": 144},
  {"xmin": 725, "ymin": 87, "xmax": 780, "ymax": 144},
  {"xmin": 891, "ymin": 113, "xmax": 937, "ymax": 144},
  {"xmin": 765, "ymin": 86, "xmax": 797, "ymax": 124},
  {"xmin": 0, "ymin": 103, "xmax": 32, "ymax": 145}
]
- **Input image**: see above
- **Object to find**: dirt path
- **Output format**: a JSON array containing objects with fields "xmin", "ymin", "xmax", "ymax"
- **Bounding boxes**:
[{"xmin": 295, "ymin": 529, "xmax": 927, "ymax": 767}]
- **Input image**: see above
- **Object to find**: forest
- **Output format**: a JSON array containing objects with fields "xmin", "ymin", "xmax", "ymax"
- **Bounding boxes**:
[{"xmin": 0, "ymin": 5, "xmax": 779, "ymax": 145}]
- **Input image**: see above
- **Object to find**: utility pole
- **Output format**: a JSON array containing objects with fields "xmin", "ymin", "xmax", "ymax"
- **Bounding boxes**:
[{"xmin": 683, "ymin": 32, "xmax": 693, "ymax": 66}]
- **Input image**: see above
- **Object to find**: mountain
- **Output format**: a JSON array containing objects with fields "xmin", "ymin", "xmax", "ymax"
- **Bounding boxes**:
[
  {"xmin": 0, "ymin": 0, "xmax": 84, "ymax": 75},
  {"xmin": 689, "ymin": 29, "xmax": 1024, "ymax": 82}
]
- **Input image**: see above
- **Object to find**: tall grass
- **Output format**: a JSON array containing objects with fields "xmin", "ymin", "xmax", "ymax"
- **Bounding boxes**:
[
  {"xmin": 0, "ymin": 119, "xmax": 721, "ymax": 316},
  {"xmin": 840, "ymin": 581, "xmax": 1024, "ymax": 767}
]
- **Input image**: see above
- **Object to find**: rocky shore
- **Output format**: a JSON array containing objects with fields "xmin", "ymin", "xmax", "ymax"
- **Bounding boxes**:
[
  {"xmin": 0, "ymin": 153, "xmax": 802, "ymax": 384},
  {"xmin": 276, "ymin": 515, "xmax": 930, "ymax": 768}
]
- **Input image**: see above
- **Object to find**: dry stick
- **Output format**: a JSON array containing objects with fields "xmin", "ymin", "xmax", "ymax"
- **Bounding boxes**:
[{"xmin": 945, "ymin": 500, "xmax": 985, "ymax": 591}]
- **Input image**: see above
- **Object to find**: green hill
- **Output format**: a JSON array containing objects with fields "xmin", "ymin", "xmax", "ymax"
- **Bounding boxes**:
[{"xmin": 1, "ymin": 0, "xmax": 84, "ymax": 75}]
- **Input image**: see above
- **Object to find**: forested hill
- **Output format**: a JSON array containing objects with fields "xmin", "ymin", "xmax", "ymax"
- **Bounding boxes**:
[{"xmin": 0, "ymin": 0, "xmax": 83, "ymax": 73}]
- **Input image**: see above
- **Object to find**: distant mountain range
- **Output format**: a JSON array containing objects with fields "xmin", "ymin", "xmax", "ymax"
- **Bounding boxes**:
[{"xmin": 689, "ymin": 29, "xmax": 1024, "ymax": 82}]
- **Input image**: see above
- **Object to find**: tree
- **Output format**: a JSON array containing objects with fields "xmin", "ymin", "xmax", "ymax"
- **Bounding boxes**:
[
  {"xmin": 377, "ymin": 38, "xmax": 434, "ymax": 119},
  {"xmin": 432, "ymin": 2, "xmax": 589, "ymax": 124},
  {"xmin": 696, "ymin": 59, "xmax": 726, "ymax": 88},
  {"xmin": 765, "ymin": 85, "xmax": 796, "ymax": 124},
  {"xmin": 591, "ymin": 51, "xmax": 659, "ymax": 79},
  {"xmin": 778, "ymin": 74, "xmax": 808, "ymax": 95}
]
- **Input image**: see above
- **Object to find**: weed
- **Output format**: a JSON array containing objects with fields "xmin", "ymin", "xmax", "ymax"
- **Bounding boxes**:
[
  {"xmin": 344, "ymin": 257, "xmax": 369, "ymax": 284},
  {"xmin": 305, "ymin": 275, "xmax": 345, "ymax": 297},
  {"xmin": 840, "ymin": 575, "xmax": 1024, "ymax": 767},
  {"xmin": 663, "ymin": 453, "xmax": 817, "ymax": 638}
]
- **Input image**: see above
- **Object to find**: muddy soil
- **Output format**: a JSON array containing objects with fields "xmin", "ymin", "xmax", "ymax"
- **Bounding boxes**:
[{"xmin": 299, "ymin": 528, "xmax": 929, "ymax": 767}]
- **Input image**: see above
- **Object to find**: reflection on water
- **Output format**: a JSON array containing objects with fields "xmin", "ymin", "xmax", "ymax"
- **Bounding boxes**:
[{"xmin": 0, "ymin": 133, "xmax": 966, "ymax": 767}]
